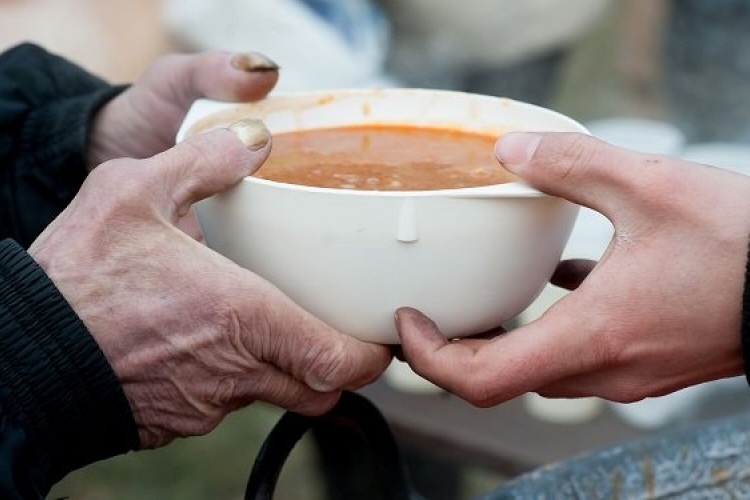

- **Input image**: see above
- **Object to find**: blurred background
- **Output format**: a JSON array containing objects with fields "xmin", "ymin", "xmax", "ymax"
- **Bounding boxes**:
[{"xmin": 2, "ymin": 0, "xmax": 750, "ymax": 498}]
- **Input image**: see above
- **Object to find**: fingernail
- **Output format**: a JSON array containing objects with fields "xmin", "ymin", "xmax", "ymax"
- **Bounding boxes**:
[
  {"xmin": 396, "ymin": 307, "xmax": 443, "ymax": 342},
  {"xmin": 495, "ymin": 132, "xmax": 542, "ymax": 173},
  {"xmin": 394, "ymin": 311, "xmax": 403, "ymax": 329},
  {"xmin": 229, "ymin": 119, "xmax": 271, "ymax": 151},
  {"xmin": 231, "ymin": 52, "xmax": 279, "ymax": 72},
  {"xmin": 307, "ymin": 379, "xmax": 336, "ymax": 393}
]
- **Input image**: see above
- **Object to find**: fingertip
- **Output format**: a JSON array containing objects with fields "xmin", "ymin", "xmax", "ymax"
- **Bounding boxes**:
[
  {"xmin": 295, "ymin": 390, "xmax": 342, "ymax": 417},
  {"xmin": 395, "ymin": 307, "xmax": 447, "ymax": 352},
  {"xmin": 195, "ymin": 120, "xmax": 271, "ymax": 188},
  {"xmin": 395, "ymin": 307, "xmax": 439, "ymax": 333},
  {"xmin": 228, "ymin": 119, "xmax": 272, "ymax": 153},
  {"xmin": 494, "ymin": 132, "xmax": 542, "ymax": 174},
  {"xmin": 149, "ymin": 125, "xmax": 272, "ymax": 216},
  {"xmin": 230, "ymin": 52, "xmax": 280, "ymax": 72},
  {"xmin": 225, "ymin": 51, "xmax": 280, "ymax": 101},
  {"xmin": 297, "ymin": 334, "xmax": 376, "ymax": 394},
  {"xmin": 350, "ymin": 342, "xmax": 393, "ymax": 389},
  {"xmin": 185, "ymin": 50, "xmax": 280, "ymax": 104},
  {"xmin": 276, "ymin": 383, "xmax": 342, "ymax": 417}
]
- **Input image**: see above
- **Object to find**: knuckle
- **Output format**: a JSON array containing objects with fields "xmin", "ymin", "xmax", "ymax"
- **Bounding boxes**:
[
  {"xmin": 533, "ymin": 133, "xmax": 655, "ymax": 196},
  {"xmin": 90, "ymin": 157, "xmax": 139, "ymax": 182},
  {"xmin": 181, "ymin": 130, "xmax": 248, "ymax": 173},
  {"xmin": 292, "ymin": 391, "xmax": 341, "ymax": 416},
  {"xmin": 455, "ymin": 371, "xmax": 505, "ymax": 407},
  {"xmin": 183, "ymin": 415, "xmax": 222, "ymax": 437},
  {"xmin": 406, "ymin": 343, "xmax": 436, "ymax": 370},
  {"xmin": 606, "ymin": 381, "xmax": 649, "ymax": 403},
  {"xmin": 176, "ymin": 136, "xmax": 217, "ymax": 169},
  {"xmin": 163, "ymin": 135, "xmax": 234, "ymax": 208},
  {"xmin": 147, "ymin": 53, "xmax": 188, "ymax": 77},
  {"xmin": 590, "ymin": 329, "xmax": 627, "ymax": 371},
  {"xmin": 577, "ymin": 312, "xmax": 630, "ymax": 372},
  {"xmin": 534, "ymin": 133, "xmax": 600, "ymax": 183},
  {"xmin": 87, "ymin": 159, "xmax": 150, "ymax": 206},
  {"xmin": 208, "ymin": 377, "xmax": 241, "ymax": 407},
  {"xmin": 462, "ymin": 383, "xmax": 500, "ymax": 408},
  {"xmin": 303, "ymin": 338, "xmax": 357, "ymax": 389},
  {"xmin": 224, "ymin": 296, "xmax": 276, "ymax": 362},
  {"xmin": 633, "ymin": 162, "xmax": 689, "ymax": 209}
]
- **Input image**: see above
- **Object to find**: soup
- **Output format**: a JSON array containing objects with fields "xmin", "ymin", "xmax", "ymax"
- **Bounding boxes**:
[{"xmin": 253, "ymin": 125, "xmax": 517, "ymax": 191}]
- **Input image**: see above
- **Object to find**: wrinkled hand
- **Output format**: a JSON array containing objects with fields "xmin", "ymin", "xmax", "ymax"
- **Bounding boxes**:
[
  {"xmin": 396, "ymin": 132, "xmax": 750, "ymax": 406},
  {"xmin": 87, "ymin": 50, "xmax": 278, "ymax": 241},
  {"xmin": 88, "ymin": 50, "xmax": 279, "ymax": 168},
  {"xmin": 29, "ymin": 121, "xmax": 390, "ymax": 448}
]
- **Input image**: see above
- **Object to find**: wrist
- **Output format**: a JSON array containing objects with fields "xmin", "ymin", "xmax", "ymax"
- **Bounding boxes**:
[
  {"xmin": 86, "ymin": 84, "xmax": 131, "ymax": 170},
  {"xmin": 0, "ymin": 239, "xmax": 139, "ymax": 482},
  {"xmin": 741, "ymin": 236, "xmax": 750, "ymax": 388}
]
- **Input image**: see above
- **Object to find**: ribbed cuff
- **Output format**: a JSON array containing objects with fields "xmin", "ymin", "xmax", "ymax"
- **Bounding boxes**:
[
  {"xmin": 742, "ymin": 237, "xmax": 750, "ymax": 389},
  {"xmin": 20, "ymin": 84, "xmax": 128, "ymax": 206},
  {"xmin": 0, "ymin": 239, "xmax": 138, "ymax": 484},
  {"xmin": 10, "ymin": 84, "xmax": 128, "ymax": 248}
]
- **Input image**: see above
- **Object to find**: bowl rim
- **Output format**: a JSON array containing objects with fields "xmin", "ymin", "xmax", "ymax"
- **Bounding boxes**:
[
  {"xmin": 241, "ymin": 175, "xmax": 543, "ymax": 198},
  {"xmin": 177, "ymin": 88, "xmax": 589, "ymax": 199}
]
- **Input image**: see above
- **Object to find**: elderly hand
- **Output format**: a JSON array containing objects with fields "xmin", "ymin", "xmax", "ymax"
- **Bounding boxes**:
[
  {"xmin": 28, "ymin": 120, "xmax": 391, "ymax": 448},
  {"xmin": 396, "ymin": 132, "xmax": 750, "ymax": 407},
  {"xmin": 87, "ymin": 50, "xmax": 278, "ymax": 241},
  {"xmin": 87, "ymin": 50, "xmax": 279, "ymax": 168}
]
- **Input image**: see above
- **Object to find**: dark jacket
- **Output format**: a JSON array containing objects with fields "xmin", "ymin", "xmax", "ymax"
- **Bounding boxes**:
[{"xmin": 0, "ymin": 43, "xmax": 138, "ymax": 499}]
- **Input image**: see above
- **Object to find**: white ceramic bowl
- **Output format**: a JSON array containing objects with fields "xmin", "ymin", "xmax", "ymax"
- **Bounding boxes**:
[{"xmin": 177, "ymin": 89, "xmax": 584, "ymax": 343}]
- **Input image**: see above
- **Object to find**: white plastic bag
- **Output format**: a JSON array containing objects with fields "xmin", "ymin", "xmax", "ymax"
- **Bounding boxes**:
[{"xmin": 162, "ymin": 0, "xmax": 392, "ymax": 90}]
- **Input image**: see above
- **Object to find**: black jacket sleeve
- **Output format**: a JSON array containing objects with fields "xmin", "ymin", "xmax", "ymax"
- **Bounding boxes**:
[
  {"xmin": 0, "ymin": 240, "xmax": 139, "ymax": 499},
  {"xmin": 0, "ymin": 44, "xmax": 138, "ymax": 498},
  {"xmin": 0, "ymin": 43, "xmax": 126, "ymax": 248}
]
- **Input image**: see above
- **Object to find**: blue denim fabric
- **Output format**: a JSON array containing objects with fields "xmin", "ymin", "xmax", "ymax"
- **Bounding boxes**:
[
  {"xmin": 482, "ymin": 412, "xmax": 750, "ymax": 499},
  {"xmin": 297, "ymin": 0, "xmax": 388, "ymax": 50}
]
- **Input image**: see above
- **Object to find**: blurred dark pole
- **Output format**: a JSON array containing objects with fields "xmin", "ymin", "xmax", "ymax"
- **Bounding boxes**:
[{"xmin": 665, "ymin": 0, "xmax": 750, "ymax": 143}]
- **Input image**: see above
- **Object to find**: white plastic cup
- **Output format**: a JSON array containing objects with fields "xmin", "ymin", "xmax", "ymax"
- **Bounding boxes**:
[
  {"xmin": 383, "ymin": 359, "xmax": 442, "ymax": 394},
  {"xmin": 681, "ymin": 142, "xmax": 750, "ymax": 175},
  {"xmin": 608, "ymin": 388, "xmax": 703, "ymax": 430},
  {"xmin": 585, "ymin": 117, "xmax": 687, "ymax": 156},
  {"xmin": 524, "ymin": 393, "xmax": 604, "ymax": 424}
]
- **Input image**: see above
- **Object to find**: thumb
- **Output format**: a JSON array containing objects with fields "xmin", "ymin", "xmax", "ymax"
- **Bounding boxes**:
[
  {"xmin": 495, "ymin": 132, "xmax": 659, "ymax": 219},
  {"xmin": 141, "ymin": 51, "xmax": 279, "ymax": 110},
  {"xmin": 146, "ymin": 119, "xmax": 271, "ymax": 220},
  {"xmin": 260, "ymin": 292, "xmax": 391, "ymax": 393}
]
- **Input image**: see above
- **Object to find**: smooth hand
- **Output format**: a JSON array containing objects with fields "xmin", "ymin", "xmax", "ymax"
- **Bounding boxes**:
[
  {"xmin": 397, "ymin": 132, "xmax": 750, "ymax": 406},
  {"xmin": 29, "ymin": 121, "xmax": 390, "ymax": 448}
]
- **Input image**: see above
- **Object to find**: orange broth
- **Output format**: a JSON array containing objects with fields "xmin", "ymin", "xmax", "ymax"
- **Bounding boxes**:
[{"xmin": 253, "ymin": 125, "xmax": 516, "ymax": 191}]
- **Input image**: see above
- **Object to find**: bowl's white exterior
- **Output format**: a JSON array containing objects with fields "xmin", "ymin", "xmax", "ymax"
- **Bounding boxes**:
[{"xmin": 178, "ymin": 89, "xmax": 585, "ymax": 343}]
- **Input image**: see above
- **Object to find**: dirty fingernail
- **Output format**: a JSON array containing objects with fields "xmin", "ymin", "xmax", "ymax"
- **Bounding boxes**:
[
  {"xmin": 495, "ymin": 132, "xmax": 542, "ymax": 173},
  {"xmin": 231, "ymin": 52, "xmax": 279, "ymax": 72},
  {"xmin": 229, "ymin": 119, "xmax": 271, "ymax": 151}
]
